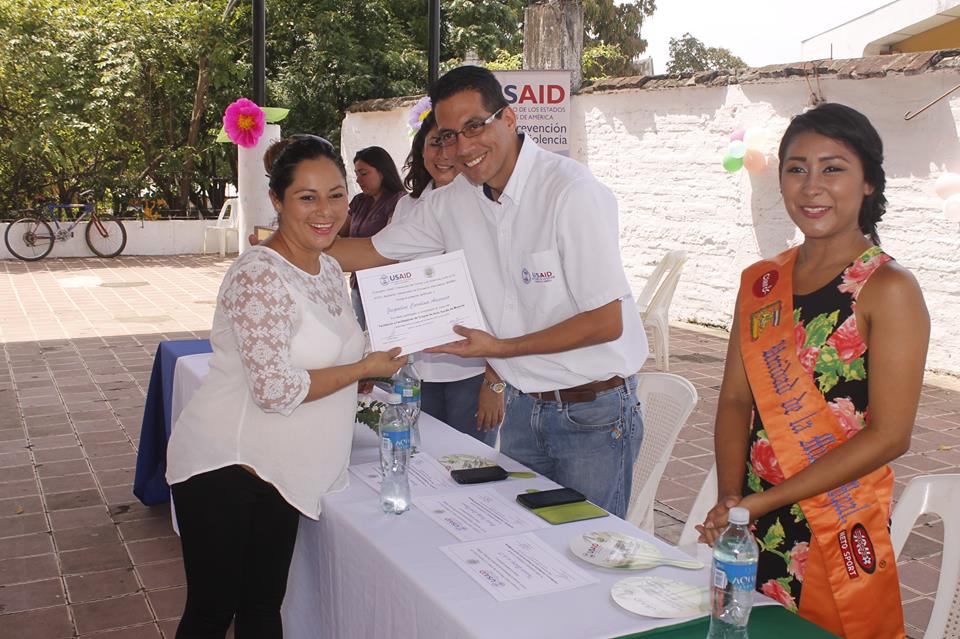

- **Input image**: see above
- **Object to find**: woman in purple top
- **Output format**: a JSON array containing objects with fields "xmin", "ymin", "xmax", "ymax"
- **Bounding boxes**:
[{"xmin": 341, "ymin": 146, "xmax": 406, "ymax": 329}]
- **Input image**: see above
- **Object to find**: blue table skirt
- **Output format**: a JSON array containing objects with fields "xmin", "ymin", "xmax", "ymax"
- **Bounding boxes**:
[{"xmin": 133, "ymin": 339, "xmax": 212, "ymax": 505}]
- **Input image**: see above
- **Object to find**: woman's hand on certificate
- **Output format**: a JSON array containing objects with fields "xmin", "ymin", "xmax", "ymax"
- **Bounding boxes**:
[
  {"xmin": 426, "ymin": 325, "xmax": 504, "ymax": 358},
  {"xmin": 360, "ymin": 347, "xmax": 406, "ymax": 378}
]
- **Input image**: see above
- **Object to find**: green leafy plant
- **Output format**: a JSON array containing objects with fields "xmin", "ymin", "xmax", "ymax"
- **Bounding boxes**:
[{"xmin": 355, "ymin": 398, "xmax": 386, "ymax": 433}]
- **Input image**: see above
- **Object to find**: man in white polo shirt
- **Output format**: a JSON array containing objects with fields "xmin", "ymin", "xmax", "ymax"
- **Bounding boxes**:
[{"xmin": 328, "ymin": 66, "xmax": 648, "ymax": 517}]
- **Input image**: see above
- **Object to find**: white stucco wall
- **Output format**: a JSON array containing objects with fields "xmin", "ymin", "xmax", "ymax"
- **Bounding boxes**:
[
  {"xmin": 0, "ymin": 220, "xmax": 238, "ymax": 260},
  {"xmin": 341, "ymin": 70, "xmax": 960, "ymax": 376}
]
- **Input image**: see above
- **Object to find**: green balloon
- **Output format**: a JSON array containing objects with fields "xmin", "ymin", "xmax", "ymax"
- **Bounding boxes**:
[{"xmin": 722, "ymin": 154, "xmax": 744, "ymax": 172}]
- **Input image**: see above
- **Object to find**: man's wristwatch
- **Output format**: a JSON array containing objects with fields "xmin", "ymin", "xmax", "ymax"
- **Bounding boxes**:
[{"xmin": 485, "ymin": 377, "xmax": 506, "ymax": 394}]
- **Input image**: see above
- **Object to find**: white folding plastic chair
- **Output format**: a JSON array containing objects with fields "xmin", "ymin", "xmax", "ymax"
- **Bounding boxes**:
[
  {"xmin": 636, "ymin": 250, "xmax": 687, "ymax": 372},
  {"xmin": 202, "ymin": 197, "xmax": 239, "ymax": 257},
  {"xmin": 625, "ymin": 372, "xmax": 698, "ymax": 533},
  {"xmin": 891, "ymin": 473, "xmax": 960, "ymax": 639},
  {"xmin": 676, "ymin": 463, "xmax": 717, "ymax": 562}
]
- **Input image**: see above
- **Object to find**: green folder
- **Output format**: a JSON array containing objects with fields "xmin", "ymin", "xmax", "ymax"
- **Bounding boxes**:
[{"xmin": 529, "ymin": 500, "xmax": 610, "ymax": 525}]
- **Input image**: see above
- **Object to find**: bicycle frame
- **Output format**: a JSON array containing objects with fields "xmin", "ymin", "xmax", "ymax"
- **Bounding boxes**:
[{"xmin": 42, "ymin": 202, "xmax": 107, "ymax": 241}]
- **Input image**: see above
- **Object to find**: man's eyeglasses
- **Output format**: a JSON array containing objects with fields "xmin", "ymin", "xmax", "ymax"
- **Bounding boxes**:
[{"xmin": 433, "ymin": 107, "xmax": 505, "ymax": 148}]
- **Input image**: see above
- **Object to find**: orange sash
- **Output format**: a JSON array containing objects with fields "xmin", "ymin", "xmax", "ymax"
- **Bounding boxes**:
[{"xmin": 738, "ymin": 247, "xmax": 904, "ymax": 639}]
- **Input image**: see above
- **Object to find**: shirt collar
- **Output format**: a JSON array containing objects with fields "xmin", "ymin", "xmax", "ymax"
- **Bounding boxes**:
[{"xmin": 479, "ymin": 133, "xmax": 538, "ymax": 204}]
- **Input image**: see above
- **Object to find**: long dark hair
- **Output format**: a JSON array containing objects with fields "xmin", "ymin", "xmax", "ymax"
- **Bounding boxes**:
[
  {"xmin": 267, "ymin": 135, "xmax": 345, "ymax": 200},
  {"xmin": 353, "ymin": 146, "xmax": 404, "ymax": 195},
  {"xmin": 403, "ymin": 111, "xmax": 437, "ymax": 198},
  {"xmin": 778, "ymin": 103, "xmax": 887, "ymax": 245}
]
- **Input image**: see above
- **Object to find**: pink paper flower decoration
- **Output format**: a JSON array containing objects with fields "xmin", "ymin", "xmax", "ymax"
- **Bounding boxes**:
[
  {"xmin": 223, "ymin": 98, "xmax": 266, "ymax": 148},
  {"xmin": 408, "ymin": 96, "xmax": 432, "ymax": 134}
]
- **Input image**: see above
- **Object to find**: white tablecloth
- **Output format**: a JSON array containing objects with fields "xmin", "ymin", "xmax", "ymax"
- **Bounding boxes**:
[{"xmin": 171, "ymin": 353, "xmax": 760, "ymax": 639}]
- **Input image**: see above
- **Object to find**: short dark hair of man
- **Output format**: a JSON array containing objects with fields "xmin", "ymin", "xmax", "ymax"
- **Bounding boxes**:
[{"xmin": 429, "ymin": 65, "xmax": 508, "ymax": 116}]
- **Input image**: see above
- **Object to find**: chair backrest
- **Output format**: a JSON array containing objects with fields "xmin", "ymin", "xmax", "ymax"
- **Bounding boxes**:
[
  {"xmin": 625, "ymin": 372, "xmax": 698, "ymax": 532},
  {"xmin": 213, "ymin": 198, "xmax": 239, "ymax": 228},
  {"xmin": 678, "ymin": 463, "xmax": 717, "ymax": 547},
  {"xmin": 635, "ymin": 250, "xmax": 687, "ymax": 315},
  {"xmin": 890, "ymin": 473, "xmax": 960, "ymax": 639}
]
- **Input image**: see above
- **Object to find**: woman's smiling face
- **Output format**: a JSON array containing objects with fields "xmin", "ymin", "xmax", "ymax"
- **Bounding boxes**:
[
  {"xmin": 780, "ymin": 131, "xmax": 874, "ymax": 241},
  {"xmin": 271, "ymin": 156, "xmax": 349, "ymax": 254},
  {"xmin": 422, "ymin": 125, "xmax": 458, "ymax": 187}
]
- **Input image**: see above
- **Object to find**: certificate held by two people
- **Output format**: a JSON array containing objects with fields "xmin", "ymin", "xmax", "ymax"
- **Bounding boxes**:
[{"xmin": 355, "ymin": 250, "xmax": 485, "ymax": 356}]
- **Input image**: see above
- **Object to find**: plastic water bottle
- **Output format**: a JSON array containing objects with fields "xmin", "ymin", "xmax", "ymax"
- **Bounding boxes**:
[
  {"xmin": 378, "ymin": 393, "xmax": 410, "ymax": 515},
  {"xmin": 707, "ymin": 507, "xmax": 759, "ymax": 638},
  {"xmin": 392, "ymin": 357, "xmax": 421, "ymax": 453}
]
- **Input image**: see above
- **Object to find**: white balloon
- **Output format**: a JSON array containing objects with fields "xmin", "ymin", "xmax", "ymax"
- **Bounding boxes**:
[
  {"xmin": 944, "ymin": 193, "xmax": 960, "ymax": 222},
  {"xmin": 935, "ymin": 172, "xmax": 960, "ymax": 200}
]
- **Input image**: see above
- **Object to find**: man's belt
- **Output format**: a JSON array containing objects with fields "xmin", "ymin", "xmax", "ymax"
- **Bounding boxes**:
[{"xmin": 525, "ymin": 376, "xmax": 625, "ymax": 404}]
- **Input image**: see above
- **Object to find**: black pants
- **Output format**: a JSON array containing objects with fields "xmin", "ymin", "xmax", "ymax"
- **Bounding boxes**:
[{"xmin": 171, "ymin": 465, "xmax": 300, "ymax": 639}]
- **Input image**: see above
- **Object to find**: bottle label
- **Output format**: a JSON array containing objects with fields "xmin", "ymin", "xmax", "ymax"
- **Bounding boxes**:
[
  {"xmin": 394, "ymin": 383, "xmax": 421, "ymax": 403},
  {"xmin": 382, "ymin": 430, "xmax": 410, "ymax": 451},
  {"xmin": 713, "ymin": 559, "xmax": 756, "ymax": 591}
]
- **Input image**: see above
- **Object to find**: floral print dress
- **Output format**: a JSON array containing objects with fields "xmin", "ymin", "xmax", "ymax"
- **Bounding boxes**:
[{"xmin": 741, "ymin": 246, "xmax": 892, "ymax": 612}]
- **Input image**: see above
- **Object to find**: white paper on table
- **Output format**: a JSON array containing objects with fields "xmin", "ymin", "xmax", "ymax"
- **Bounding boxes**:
[
  {"xmin": 441, "ymin": 532, "xmax": 597, "ymax": 602},
  {"xmin": 412, "ymin": 489, "xmax": 547, "ymax": 541},
  {"xmin": 355, "ymin": 250, "xmax": 486, "ymax": 355},
  {"xmin": 610, "ymin": 576, "xmax": 710, "ymax": 618},
  {"xmin": 349, "ymin": 453, "xmax": 461, "ymax": 495}
]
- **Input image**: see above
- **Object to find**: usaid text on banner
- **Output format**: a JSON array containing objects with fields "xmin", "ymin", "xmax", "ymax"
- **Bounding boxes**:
[{"xmin": 493, "ymin": 70, "xmax": 571, "ymax": 156}]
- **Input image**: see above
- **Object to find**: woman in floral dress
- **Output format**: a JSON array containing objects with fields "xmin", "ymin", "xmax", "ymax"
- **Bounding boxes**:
[{"xmin": 698, "ymin": 104, "xmax": 929, "ymax": 636}]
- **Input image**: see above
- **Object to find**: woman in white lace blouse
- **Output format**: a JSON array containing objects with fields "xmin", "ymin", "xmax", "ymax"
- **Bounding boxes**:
[{"xmin": 166, "ymin": 135, "xmax": 404, "ymax": 638}]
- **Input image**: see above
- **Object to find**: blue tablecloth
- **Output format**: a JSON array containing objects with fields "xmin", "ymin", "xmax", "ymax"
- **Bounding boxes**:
[{"xmin": 133, "ymin": 339, "xmax": 212, "ymax": 505}]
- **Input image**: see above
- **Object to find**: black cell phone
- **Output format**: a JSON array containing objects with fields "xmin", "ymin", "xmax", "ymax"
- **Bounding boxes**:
[
  {"xmin": 516, "ymin": 487, "xmax": 586, "ymax": 510},
  {"xmin": 450, "ymin": 466, "xmax": 509, "ymax": 484}
]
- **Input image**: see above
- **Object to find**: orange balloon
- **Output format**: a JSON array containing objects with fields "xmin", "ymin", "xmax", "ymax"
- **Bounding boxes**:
[{"xmin": 743, "ymin": 148, "xmax": 768, "ymax": 173}]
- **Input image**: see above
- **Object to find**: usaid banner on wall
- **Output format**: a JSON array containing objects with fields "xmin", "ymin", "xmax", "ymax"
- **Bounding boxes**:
[{"xmin": 493, "ymin": 70, "xmax": 571, "ymax": 156}]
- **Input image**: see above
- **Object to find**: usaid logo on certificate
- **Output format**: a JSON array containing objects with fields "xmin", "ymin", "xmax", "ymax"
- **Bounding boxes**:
[
  {"xmin": 379, "ymin": 272, "xmax": 412, "ymax": 287},
  {"xmin": 521, "ymin": 267, "xmax": 554, "ymax": 284}
]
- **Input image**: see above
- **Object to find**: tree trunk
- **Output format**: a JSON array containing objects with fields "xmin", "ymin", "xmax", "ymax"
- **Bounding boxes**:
[
  {"xmin": 523, "ymin": 0, "xmax": 584, "ymax": 91},
  {"xmin": 180, "ymin": 54, "xmax": 210, "ymax": 212}
]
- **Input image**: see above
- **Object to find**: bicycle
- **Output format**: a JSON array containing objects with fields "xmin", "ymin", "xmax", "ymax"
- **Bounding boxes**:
[{"xmin": 4, "ymin": 191, "xmax": 127, "ymax": 261}]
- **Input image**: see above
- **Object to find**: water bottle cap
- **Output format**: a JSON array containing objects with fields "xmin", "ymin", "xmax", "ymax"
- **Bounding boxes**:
[
  {"xmin": 728, "ymin": 507, "xmax": 749, "ymax": 525},
  {"xmin": 386, "ymin": 392, "xmax": 402, "ymax": 404}
]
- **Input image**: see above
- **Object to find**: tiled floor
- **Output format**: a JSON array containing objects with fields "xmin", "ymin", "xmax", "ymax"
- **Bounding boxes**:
[{"xmin": 0, "ymin": 255, "xmax": 954, "ymax": 638}]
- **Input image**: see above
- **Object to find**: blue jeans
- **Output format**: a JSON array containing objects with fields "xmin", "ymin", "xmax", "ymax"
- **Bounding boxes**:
[
  {"xmin": 500, "ymin": 375, "xmax": 643, "ymax": 518},
  {"xmin": 421, "ymin": 374, "xmax": 497, "ymax": 447}
]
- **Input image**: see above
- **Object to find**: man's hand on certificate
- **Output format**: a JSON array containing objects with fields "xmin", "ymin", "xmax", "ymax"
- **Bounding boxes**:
[{"xmin": 425, "ymin": 325, "xmax": 506, "ymax": 358}]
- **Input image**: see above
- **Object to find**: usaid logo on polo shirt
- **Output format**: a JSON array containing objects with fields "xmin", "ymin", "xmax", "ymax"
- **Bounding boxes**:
[
  {"xmin": 379, "ymin": 272, "xmax": 412, "ymax": 287},
  {"xmin": 521, "ymin": 267, "xmax": 554, "ymax": 284}
]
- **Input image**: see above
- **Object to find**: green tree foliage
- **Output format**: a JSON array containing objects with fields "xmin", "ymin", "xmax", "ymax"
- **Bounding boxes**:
[
  {"xmin": 666, "ymin": 32, "xmax": 747, "ymax": 74},
  {"xmin": 582, "ymin": 0, "xmax": 655, "ymax": 79},
  {"xmin": 0, "ymin": 0, "xmax": 652, "ymax": 213}
]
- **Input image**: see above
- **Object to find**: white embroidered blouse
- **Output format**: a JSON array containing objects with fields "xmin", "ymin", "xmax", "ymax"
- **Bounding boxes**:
[{"xmin": 166, "ymin": 246, "xmax": 364, "ymax": 518}]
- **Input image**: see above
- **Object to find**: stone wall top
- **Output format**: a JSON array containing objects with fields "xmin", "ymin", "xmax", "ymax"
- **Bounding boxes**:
[
  {"xmin": 346, "ymin": 50, "xmax": 960, "ymax": 113},
  {"xmin": 578, "ymin": 49, "xmax": 960, "ymax": 93}
]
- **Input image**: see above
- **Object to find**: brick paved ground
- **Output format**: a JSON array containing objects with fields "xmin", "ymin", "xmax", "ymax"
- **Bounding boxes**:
[{"xmin": 0, "ymin": 255, "xmax": 954, "ymax": 638}]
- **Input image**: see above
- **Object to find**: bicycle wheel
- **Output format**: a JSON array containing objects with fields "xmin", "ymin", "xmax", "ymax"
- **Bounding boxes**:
[
  {"xmin": 85, "ymin": 214, "xmax": 127, "ymax": 258},
  {"xmin": 4, "ymin": 217, "xmax": 54, "ymax": 261}
]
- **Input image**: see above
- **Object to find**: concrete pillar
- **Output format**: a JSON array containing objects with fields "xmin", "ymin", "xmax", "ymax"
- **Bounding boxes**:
[
  {"xmin": 523, "ymin": 0, "xmax": 584, "ymax": 91},
  {"xmin": 237, "ymin": 123, "xmax": 281, "ymax": 254}
]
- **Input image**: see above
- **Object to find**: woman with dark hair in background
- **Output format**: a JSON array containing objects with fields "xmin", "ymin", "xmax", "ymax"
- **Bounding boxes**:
[
  {"xmin": 166, "ymin": 135, "xmax": 404, "ymax": 638},
  {"xmin": 341, "ymin": 145, "xmax": 406, "ymax": 329},
  {"xmin": 392, "ymin": 104, "xmax": 501, "ymax": 445},
  {"xmin": 698, "ymin": 103, "xmax": 928, "ymax": 638}
]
